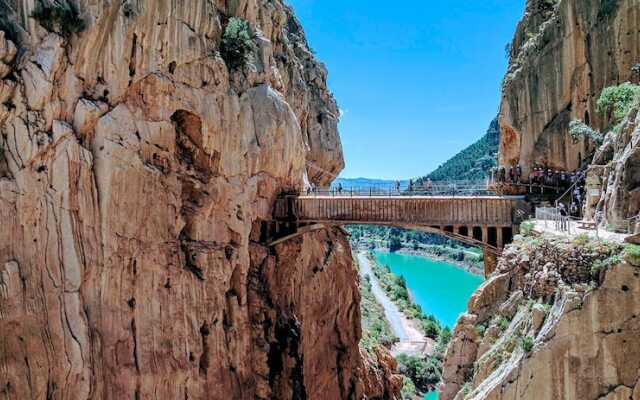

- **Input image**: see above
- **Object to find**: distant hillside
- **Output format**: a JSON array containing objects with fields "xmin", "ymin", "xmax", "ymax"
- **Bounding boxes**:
[{"xmin": 418, "ymin": 118, "xmax": 499, "ymax": 183}]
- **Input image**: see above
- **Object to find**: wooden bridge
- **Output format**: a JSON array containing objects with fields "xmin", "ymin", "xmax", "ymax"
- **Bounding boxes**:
[{"xmin": 265, "ymin": 195, "xmax": 530, "ymax": 276}]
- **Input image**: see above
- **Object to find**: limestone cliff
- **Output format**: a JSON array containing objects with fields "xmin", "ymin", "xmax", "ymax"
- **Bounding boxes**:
[
  {"xmin": 0, "ymin": 1, "xmax": 399, "ymax": 399},
  {"xmin": 499, "ymin": 0, "xmax": 640, "ymax": 175},
  {"xmin": 585, "ymin": 107, "xmax": 640, "ymax": 231},
  {"xmin": 440, "ymin": 237, "xmax": 640, "ymax": 400}
]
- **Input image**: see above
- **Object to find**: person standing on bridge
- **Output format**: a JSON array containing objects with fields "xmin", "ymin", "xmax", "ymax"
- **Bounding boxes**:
[
  {"xmin": 516, "ymin": 164, "xmax": 522, "ymax": 183},
  {"xmin": 337, "ymin": 182, "xmax": 343, "ymax": 195},
  {"xmin": 426, "ymin": 178, "xmax": 433, "ymax": 192},
  {"xmin": 408, "ymin": 179, "xmax": 414, "ymax": 193},
  {"xmin": 395, "ymin": 180, "xmax": 401, "ymax": 193}
]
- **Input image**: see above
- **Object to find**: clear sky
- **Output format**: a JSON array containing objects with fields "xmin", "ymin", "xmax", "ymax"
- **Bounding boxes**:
[{"xmin": 287, "ymin": 0, "xmax": 526, "ymax": 180}]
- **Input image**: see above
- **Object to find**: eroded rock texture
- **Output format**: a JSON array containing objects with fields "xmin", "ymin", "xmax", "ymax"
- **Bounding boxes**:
[
  {"xmin": 440, "ymin": 239, "xmax": 640, "ymax": 400},
  {"xmin": 586, "ymin": 107, "xmax": 640, "ymax": 231},
  {"xmin": 499, "ymin": 0, "xmax": 640, "ymax": 175},
  {"xmin": 0, "ymin": 1, "xmax": 398, "ymax": 399}
]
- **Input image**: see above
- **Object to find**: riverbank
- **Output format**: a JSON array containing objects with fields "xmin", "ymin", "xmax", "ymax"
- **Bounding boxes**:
[
  {"xmin": 391, "ymin": 248, "xmax": 484, "ymax": 276},
  {"xmin": 358, "ymin": 245, "xmax": 484, "ymax": 276},
  {"xmin": 357, "ymin": 253, "xmax": 433, "ymax": 356}
]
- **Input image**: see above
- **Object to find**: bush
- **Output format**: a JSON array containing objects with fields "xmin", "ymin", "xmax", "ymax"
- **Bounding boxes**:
[
  {"xmin": 221, "ymin": 17, "xmax": 253, "ymax": 70},
  {"xmin": 573, "ymin": 233, "xmax": 591, "ymax": 246},
  {"xmin": 624, "ymin": 244, "xmax": 640, "ymax": 260},
  {"xmin": 521, "ymin": 220, "xmax": 535, "ymax": 236},
  {"xmin": 31, "ymin": 2, "xmax": 85, "ymax": 38},
  {"xmin": 596, "ymin": 83, "xmax": 640, "ymax": 122},
  {"xmin": 422, "ymin": 319, "xmax": 441, "ymax": 339},
  {"xmin": 520, "ymin": 336, "xmax": 535, "ymax": 352},
  {"xmin": 569, "ymin": 119, "xmax": 603, "ymax": 145},
  {"xmin": 396, "ymin": 354, "xmax": 442, "ymax": 391},
  {"xmin": 401, "ymin": 377, "xmax": 417, "ymax": 398}
]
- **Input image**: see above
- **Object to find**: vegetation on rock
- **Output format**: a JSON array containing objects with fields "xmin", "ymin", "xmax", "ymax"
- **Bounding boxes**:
[
  {"xmin": 569, "ymin": 119, "xmax": 603, "ymax": 145},
  {"xmin": 397, "ymin": 353, "xmax": 443, "ymax": 393},
  {"xmin": 31, "ymin": 2, "xmax": 85, "ymax": 38},
  {"xmin": 596, "ymin": 82, "xmax": 640, "ymax": 122},
  {"xmin": 221, "ymin": 17, "xmax": 253, "ymax": 70}
]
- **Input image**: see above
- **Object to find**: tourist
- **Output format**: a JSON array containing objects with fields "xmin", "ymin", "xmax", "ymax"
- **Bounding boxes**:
[
  {"xmin": 338, "ymin": 182, "xmax": 343, "ymax": 195},
  {"xmin": 427, "ymin": 178, "xmax": 433, "ymax": 192},
  {"xmin": 408, "ymin": 179, "xmax": 414, "ymax": 193},
  {"xmin": 311, "ymin": 182, "xmax": 316, "ymax": 194},
  {"xmin": 509, "ymin": 165, "xmax": 516, "ymax": 183},
  {"xmin": 558, "ymin": 203, "xmax": 568, "ymax": 231},
  {"xmin": 499, "ymin": 166, "xmax": 506, "ymax": 183},
  {"xmin": 570, "ymin": 202, "xmax": 579, "ymax": 217},
  {"xmin": 395, "ymin": 180, "xmax": 401, "ymax": 193},
  {"xmin": 516, "ymin": 164, "xmax": 522, "ymax": 183}
]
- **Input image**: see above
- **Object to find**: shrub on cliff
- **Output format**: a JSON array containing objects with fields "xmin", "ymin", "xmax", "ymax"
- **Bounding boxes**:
[
  {"xmin": 569, "ymin": 119, "xmax": 603, "ymax": 145},
  {"xmin": 596, "ymin": 82, "xmax": 640, "ymax": 122},
  {"xmin": 31, "ymin": 2, "xmax": 85, "ymax": 38},
  {"xmin": 221, "ymin": 17, "xmax": 253, "ymax": 70},
  {"xmin": 396, "ymin": 354, "xmax": 442, "ymax": 392}
]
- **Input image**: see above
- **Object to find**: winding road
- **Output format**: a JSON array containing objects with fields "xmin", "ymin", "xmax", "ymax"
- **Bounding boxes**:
[
  {"xmin": 358, "ymin": 252, "xmax": 434, "ymax": 357},
  {"xmin": 358, "ymin": 252, "xmax": 408, "ymax": 341}
]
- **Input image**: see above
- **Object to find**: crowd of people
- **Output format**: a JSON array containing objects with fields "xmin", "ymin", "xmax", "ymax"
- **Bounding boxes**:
[{"xmin": 492, "ymin": 164, "xmax": 586, "ymax": 191}]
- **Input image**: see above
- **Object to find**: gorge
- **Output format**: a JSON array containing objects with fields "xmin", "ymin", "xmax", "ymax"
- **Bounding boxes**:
[{"xmin": 1, "ymin": 0, "xmax": 640, "ymax": 400}]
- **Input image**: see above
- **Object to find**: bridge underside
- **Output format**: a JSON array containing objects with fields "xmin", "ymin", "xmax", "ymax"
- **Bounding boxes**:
[
  {"xmin": 261, "ymin": 221, "xmax": 516, "ymax": 276},
  {"xmin": 266, "ymin": 195, "xmax": 529, "ymax": 277}
]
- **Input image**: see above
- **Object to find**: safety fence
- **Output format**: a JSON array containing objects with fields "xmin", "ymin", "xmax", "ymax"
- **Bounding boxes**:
[{"xmin": 304, "ymin": 180, "xmax": 493, "ymax": 197}]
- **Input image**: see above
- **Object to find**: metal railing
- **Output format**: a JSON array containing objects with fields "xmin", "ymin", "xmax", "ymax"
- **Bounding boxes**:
[
  {"xmin": 536, "ymin": 207, "xmax": 596, "ymax": 236},
  {"xmin": 303, "ymin": 180, "xmax": 494, "ymax": 197}
]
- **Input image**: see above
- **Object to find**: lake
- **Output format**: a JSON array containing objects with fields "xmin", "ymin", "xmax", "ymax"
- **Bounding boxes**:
[{"xmin": 372, "ymin": 251, "xmax": 485, "ymax": 400}]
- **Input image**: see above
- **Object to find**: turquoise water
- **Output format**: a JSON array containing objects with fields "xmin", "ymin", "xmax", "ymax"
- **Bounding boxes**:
[
  {"xmin": 373, "ymin": 251, "xmax": 484, "ymax": 329},
  {"xmin": 423, "ymin": 391, "xmax": 439, "ymax": 400},
  {"xmin": 371, "ymin": 251, "xmax": 484, "ymax": 400}
]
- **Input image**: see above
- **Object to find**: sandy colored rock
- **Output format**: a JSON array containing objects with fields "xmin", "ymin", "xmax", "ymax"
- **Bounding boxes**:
[
  {"xmin": 499, "ymin": 0, "xmax": 640, "ymax": 176},
  {"xmin": 0, "ymin": 2, "xmax": 396, "ymax": 399},
  {"xmin": 441, "ymin": 239, "xmax": 640, "ymax": 400}
]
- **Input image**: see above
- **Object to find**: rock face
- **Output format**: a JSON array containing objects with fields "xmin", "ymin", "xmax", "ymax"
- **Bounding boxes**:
[
  {"xmin": 586, "ymin": 108, "xmax": 640, "ymax": 230},
  {"xmin": 499, "ymin": 0, "xmax": 640, "ymax": 176},
  {"xmin": 440, "ymin": 238, "xmax": 640, "ymax": 400},
  {"xmin": 0, "ymin": 1, "xmax": 398, "ymax": 399}
]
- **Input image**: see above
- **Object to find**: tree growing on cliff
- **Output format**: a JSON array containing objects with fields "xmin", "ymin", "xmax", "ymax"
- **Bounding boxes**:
[
  {"xmin": 221, "ymin": 17, "xmax": 254, "ymax": 70},
  {"xmin": 569, "ymin": 119, "xmax": 603, "ymax": 145},
  {"xmin": 596, "ymin": 82, "xmax": 640, "ymax": 122}
]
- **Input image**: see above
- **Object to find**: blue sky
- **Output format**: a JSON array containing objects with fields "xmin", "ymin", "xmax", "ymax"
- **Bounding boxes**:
[{"xmin": 287, "ymin": 0, "xmax": 525, "ymax": 180}]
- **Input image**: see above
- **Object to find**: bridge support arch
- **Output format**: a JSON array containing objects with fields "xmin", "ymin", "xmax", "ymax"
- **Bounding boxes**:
[{"xmin": 266, "ymin": 195, "xmax": 530, "ymax": 278}]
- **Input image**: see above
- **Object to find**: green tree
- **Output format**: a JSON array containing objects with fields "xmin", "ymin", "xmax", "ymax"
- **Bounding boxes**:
[
  {"xmin": 221, "ymin": 18, "xmax": 253, "ymax": 70},
  {"xmin": 389, "ymin": 237, "xmax": 402, "ymax": 252},
  {"xmin": 596, "ymin": 82, "xmax": 640, "ymax": 122}
]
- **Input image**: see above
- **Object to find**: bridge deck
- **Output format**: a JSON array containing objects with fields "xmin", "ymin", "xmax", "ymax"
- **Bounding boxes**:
[{"xmin": 276, "ymin": 196, "xmax": 525, "ymax": 227}]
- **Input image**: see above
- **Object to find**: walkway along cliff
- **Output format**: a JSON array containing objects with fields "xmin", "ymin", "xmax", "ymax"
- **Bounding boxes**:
[{"xmin": 0, "ymin": 1, "xmax": 401, "ymax": 399}]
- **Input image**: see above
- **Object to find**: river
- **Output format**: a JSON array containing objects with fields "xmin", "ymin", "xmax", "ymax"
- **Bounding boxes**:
[{"xmin": 372, "ymin": 250, "xmax": 485, "ymax": 399}]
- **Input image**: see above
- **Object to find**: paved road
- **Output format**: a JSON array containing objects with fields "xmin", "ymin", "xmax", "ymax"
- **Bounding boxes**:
[{"xmin": 357, "ymin": 253, "xmax": 408, "ymax": 341}]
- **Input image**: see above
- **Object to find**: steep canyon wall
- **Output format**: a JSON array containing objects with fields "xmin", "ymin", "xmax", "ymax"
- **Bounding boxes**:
[
  {"xmin": 499, "ymin": 0, "xmax": 640, "ymax": 175},
  {"xmin": 0, "ymin": 1, "xmax": 399, "ymax": 399}
]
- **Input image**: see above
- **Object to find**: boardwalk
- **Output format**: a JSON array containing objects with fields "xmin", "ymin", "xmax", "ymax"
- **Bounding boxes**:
[{"xmin": 269, "ymin": 194, "xmax": 530, "ymax": 275}]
